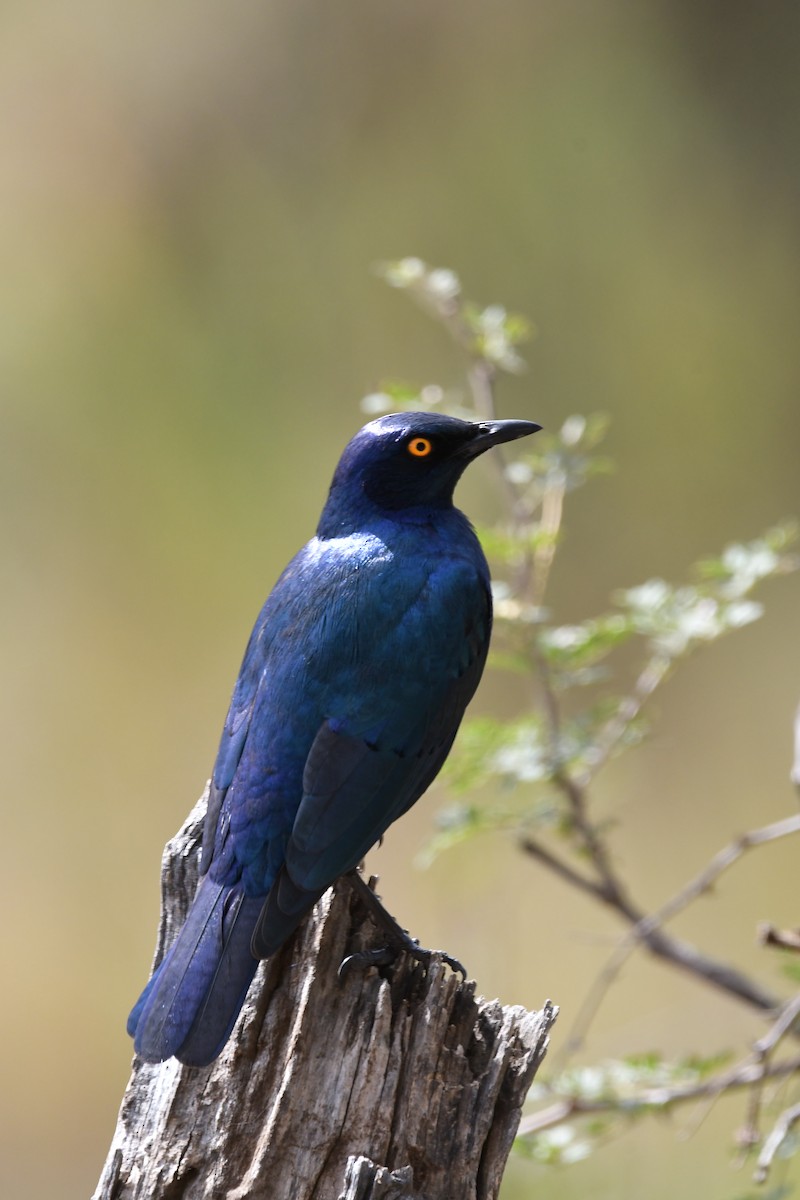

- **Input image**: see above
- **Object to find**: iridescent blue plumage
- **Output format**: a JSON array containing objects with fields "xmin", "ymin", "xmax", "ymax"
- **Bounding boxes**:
[{"xmin": 128, "ymin": 411, "xmax": 540, "ymax": 1065}]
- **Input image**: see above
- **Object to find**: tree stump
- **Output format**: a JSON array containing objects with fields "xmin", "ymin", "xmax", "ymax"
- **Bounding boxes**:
[{"xmin": 95, "ymin": 790, "xmax": 556, "ymax": 1200}]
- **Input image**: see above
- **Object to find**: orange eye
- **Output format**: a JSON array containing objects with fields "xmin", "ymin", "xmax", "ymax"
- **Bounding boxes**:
[{"xmin": 407, "ymin": 436, "xmax": 433, "ymax": 458}]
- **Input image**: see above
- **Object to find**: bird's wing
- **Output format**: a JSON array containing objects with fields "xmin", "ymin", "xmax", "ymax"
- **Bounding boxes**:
[
  {"xmin": 250, "ymin": 577, "xmax": 491, "ymax": 956},
  {"xmin": 200, "ymin": 608, "xmax": 270, "ymax": 874}
]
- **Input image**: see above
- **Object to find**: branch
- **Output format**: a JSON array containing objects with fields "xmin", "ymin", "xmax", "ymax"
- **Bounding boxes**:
[
  {"xmin": 754, "ymin": 988, "xmax": 800, "ymax": 1058},
  {"xmin": 577, "ymin": 653, "xmax": 672, "ymax": 789},
  {"xmin": 573, "ymin": 813, "xmax": 800, "ymax": 1040},
  {"xmin": 524, "ymin": 771, "xmax": 783, "ymax": 1034},
  {"xmin": 738, "ymin": 988, "xmax": 800, "ymax": 1156},
  {"xmin": 754, "ymin": 1101, "xmax": 800, "ymax": 1185},
  {"xmin": 519, "ymin": 987, "xmax": 800, "ymax": 1156},
  {"xmin": 643, "ymin": 813, "xmax": 800, "ymax": 930},
  {"xmin": 518, "ymin": 1053, "xmax": 800, "ymax": 1138},
  {"xmin": 524, "ymin": 814, "xmax": 800, "ymax": 1066},
  {"xmin": 519, "ymin": 835, "xmax": 609, "ymax": 904}
]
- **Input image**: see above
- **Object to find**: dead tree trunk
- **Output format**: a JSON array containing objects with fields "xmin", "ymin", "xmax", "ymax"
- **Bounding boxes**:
[{"xmin": 95, "ymin": 790, "xmax": 556, "ymax": 1200}]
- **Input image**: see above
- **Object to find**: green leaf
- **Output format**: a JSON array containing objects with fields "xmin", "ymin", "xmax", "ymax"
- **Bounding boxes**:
[
  {"xmin": 780, "ymin": 958, "xmax": 800, "ymax": 983},
  {"xmin": 518, "ymin": 1124, "xmax": 594, "ymax": 1165},
  {"xmin": 462, "ymin": 302, "xmax": 533, "ymax": 372},
  {"xmin": 615, "ymin": 525, "xmax": 798, "ymax": 659},
  {"xmin": 537, "ymin": 615, "xmax": 634, "ymax": 673},
  {"xmin": 443, "ymin": 716, "xmax": 528, "ymax": 792},
  {"xmin": 415, "ymin": 802, "xmax": 487, "ymax": 868},
  {"xmin": 696, "ymin": 523, "xmax": 799, "ymax": 599}
]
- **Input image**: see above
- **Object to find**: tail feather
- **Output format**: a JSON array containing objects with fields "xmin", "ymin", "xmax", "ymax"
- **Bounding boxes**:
[
  {"xmin": 250, "ymin": 865, "xmax": 324, "ymax": 959},
  {"xmin": 126, "ymin": 961, "xmax": 164, "ymax": 1039},
  {"xmin": 128, "ymin": 875, "xmax": 261, "ymax": 1066},
  {"xmin": 175, "ymin": 893, "xmax": 263, "ymax": 1067}
]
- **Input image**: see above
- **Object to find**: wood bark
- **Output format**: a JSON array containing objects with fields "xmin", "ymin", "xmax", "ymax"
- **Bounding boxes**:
[{"xmin": 95, "ymin": 789, "xmax": 556, "ymax": 1200}]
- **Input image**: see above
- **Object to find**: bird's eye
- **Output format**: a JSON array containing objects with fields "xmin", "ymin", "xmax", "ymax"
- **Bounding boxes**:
[{"xmin": 407, "ymin": 436, "xmax": 433, "ymax": 458}]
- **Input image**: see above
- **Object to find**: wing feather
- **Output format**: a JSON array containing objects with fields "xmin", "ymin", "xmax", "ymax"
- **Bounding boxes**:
[{"xmin": 250, "ymin": 578, "xmax": 491, "ymax": 957}]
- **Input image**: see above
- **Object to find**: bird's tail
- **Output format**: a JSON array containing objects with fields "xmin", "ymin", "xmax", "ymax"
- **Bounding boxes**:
[{"xmin": 127, "ymin": 874, "xmax": 263, "ymax": 1067}]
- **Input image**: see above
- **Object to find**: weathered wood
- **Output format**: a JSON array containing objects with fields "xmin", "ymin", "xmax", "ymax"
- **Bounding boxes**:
[
  {"xmin": 96, "ymin": 789, "xmax": 556, "ymax": 1200},
  {"xmin": 338, "ymin": 1156, "xmax": 415, "ymax": 1199}
]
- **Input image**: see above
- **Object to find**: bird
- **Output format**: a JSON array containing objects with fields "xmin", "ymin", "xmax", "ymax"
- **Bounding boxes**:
[{"xmin": 127, "ymin": 410, "xmax": 541, "ymax": 1066}]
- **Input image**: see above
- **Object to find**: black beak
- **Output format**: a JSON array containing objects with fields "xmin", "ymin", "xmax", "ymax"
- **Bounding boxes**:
[{"xmin": 462, "ymin": 418, "xmax": 542, "ymax": 458}]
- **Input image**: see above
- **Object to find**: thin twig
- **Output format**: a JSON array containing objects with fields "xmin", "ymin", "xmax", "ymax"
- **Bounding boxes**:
[
  {"xmin": 526, "ymin": 643, "xmax": 629, "ymax": 909},
  {"xmin": 518, "ymin": 1054, "xmax": 800, "ymax": 1138},
  {"xmin": 647, "ymin": 813, "xmax": 800, "ymax": 931},
  {"xmin": 465, "ymin": 323, "xmax": 625, "ymax": 914},
  {"xmin": 754, "ymin": 1100, "xmax": 800, "ymax": 1184},
  {"xmin": 576, "ymin": 653, "xmax": 672, "ymax": 790},
  {"xmin": 464, "ymin": 357, "xmax": 538, "ymax": 587},
  {"xmin": 740, "ymin": 989, "xmax": 800, "ymax": 1152},
  {"xmin": 755, "ymin": 990, "xmax": 800, "ymax": 1058},
  {"xmin": 760, "ymin": 923, "xmax": 800, "ymax": 953},
  {"xmin": 549, "ymin": 814, "xmax": 800, "ymax": 1064},
  {"xmin": 530, "ymin": 482, "xmax": 564, "ymax": 611},
  {"xmin": 519, "ymin": 836, "xmax": 608, "ymax": 903}
]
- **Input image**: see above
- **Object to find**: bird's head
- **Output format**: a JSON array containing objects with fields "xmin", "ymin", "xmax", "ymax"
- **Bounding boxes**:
[{"xmin": 318, "ymin": 411, "xmax": 541, "ymax": 535}]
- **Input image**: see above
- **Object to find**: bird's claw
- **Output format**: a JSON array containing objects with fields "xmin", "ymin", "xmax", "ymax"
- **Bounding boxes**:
[
  {"xmin": 338, "ymin": 940, "xmax": 467, "ymax": 982},
  {"xmin": 337, "ymin": 947, "xmax": 396, "ymax": 980},
  {"xmin": 435, "ymin": 949, "xmax": 467, "ymax": 978},
  {"xmin": 341, "ymin": 871, "xmax": 468, "ymax": 981},
  {"xmin": 401, "ymin": 941, "xmax": 467, "ymax": 979}
]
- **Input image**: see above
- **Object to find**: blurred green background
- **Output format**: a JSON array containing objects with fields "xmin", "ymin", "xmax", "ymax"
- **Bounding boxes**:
[{"xmin": 3, "ymin": 2, "xmax": 800, "ymax": 1196}]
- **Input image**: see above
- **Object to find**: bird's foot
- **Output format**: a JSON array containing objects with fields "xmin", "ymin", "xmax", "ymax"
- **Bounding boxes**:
[{"xmin": 339, "ymin": 871, "xmax": 467, "ymax": 980}]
